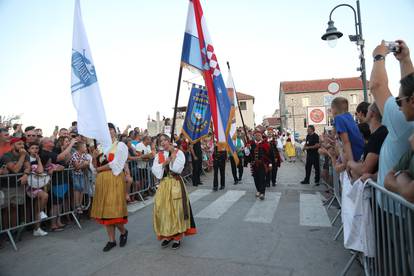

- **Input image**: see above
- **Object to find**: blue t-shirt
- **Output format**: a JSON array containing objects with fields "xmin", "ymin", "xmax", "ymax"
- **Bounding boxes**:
[
  {"xmin": 378, "ymin": 97, "xmax": 414, "ymax": 187},
  {"xmin": 333, "ymin": 112, "xmax": 365, "ymax": 161}
]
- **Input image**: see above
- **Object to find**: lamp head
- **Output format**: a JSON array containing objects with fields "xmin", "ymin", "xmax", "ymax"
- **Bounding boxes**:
[{"xmin": 321, "ymin": 20, "xmax": 343, "ymax": 48}]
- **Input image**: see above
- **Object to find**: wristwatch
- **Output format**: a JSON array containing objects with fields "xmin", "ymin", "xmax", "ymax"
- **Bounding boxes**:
[{"xmin": 374, "ymin": 54, "xmax": 385, "ymax": 62}]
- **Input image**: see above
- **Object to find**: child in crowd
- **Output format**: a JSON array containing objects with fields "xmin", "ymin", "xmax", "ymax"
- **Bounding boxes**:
[
  {"xmin": 27, "ymin": 142, "xmax": 49, "ymax": 237},
  {"xmin": 70, "ymin": 141, "xmax": 89, "ymax": 214},
  {"xmin": 331, "ymin": 97, "xmax": 365, "ymax": 169}
]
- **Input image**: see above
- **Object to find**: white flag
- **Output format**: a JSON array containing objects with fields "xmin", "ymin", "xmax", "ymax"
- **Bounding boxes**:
[
  {"xmin": 226, "ymin": 69, "xmax": 238, "ymax": 141},
  {"xmin": 71, "ymin": 0, "xmax": 111, "ymax": 152}
]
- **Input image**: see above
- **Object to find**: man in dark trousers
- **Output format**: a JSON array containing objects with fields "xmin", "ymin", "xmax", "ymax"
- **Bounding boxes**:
[
  {"xmin": 301, "ymin": 125, "xmax": 320, "ymax": 185},
  {"xmin": 249, "ymin": 131, "xmax": 271, "ymax": 200},
  {"xmin": 190, "ymin": 141, "xmax": 203, "ymax": 187},
  {"xmin": 213, "ymin": 145, "xmax": 227, "ymax": 191},
  {"xmin": 269, "ymin": 132, "xmax": 282, "ymax": 186}
]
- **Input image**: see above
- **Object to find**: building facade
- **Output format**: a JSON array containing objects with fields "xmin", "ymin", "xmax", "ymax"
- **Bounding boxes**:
[
  {"xmin": 235, "ymin": 91, "xmax": 255, "ymax": 129},
  {"xmin": 279, "ymin": 77, "xmax": 371, "ymax": 139}
]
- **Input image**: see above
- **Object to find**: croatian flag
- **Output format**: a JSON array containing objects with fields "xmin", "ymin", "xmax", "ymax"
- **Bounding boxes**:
[
  {"xmin": 181, "ymin": 0, "xmax": 236, "ymax": 156},
  {"xmin": 71, "ymin": 0, "xmax": 111, "ymax": 152}
]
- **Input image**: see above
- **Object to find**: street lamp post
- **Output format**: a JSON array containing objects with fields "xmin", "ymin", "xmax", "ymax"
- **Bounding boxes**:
[
  {"xmin": 321, "ymin": 0, "xmax": 368, "ymax": 102},
  {"xmin": 291, "ymin": 104, "xmax": 296, "ymax": 139}
]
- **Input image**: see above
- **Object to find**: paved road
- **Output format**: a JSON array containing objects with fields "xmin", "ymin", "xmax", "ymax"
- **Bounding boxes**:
[{"xmin": 0, "ymin": 161, "xmax": 363, "ymax": 276}]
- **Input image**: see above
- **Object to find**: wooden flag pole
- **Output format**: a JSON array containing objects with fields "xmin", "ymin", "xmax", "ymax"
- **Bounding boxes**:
[
  {"xmin": 226, "ymin": 61, "xmax": 250, "ymax": 143},
  {"xmin": 170, "ymin": 65, "xmax": 184, "ymax": 143}
]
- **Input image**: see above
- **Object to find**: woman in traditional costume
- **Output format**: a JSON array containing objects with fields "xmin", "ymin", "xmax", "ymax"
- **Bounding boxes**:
[
  {"xmin": 152, "ymin": 134, "xmax": 197, "ymax": 250},
  {"xmin": 284, "ymin": 137, "xmax": 296, "ymax": 162},
  {"xmin": 91, "ymin": 123, "xmax": 129, "ymax": 252}
]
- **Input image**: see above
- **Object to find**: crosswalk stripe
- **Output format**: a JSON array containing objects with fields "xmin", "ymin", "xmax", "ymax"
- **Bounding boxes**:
[
  {"xmin": 195, "ymin": 190, "xmax": 246, "ymax": 219},
  {"xmin": 189, "ymin": 189, "xmax": 212, "ymax": 203},
  {"xmin": 244, "ymin": 192, "xmax": 281, "ymax": 223},
  {"xmin": 128, "ymin": 188, "xmax": 212, "ymax": 213},
  {"xmin": 299, "ymin": 192, "xmax": 331, "ymax": 227},
  {"xmin": 127, "ymin": 198, "xmax": 154, "ymax": 213}
]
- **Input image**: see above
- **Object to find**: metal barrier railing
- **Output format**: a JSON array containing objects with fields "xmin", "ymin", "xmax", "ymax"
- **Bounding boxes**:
[
  {"xmin": 0, "ymin": 169, "xmax": 85, "ymax": 251},
  {"xmin": 127, "ymin": 159, "xmax": 157, "ymax": 202},
  {"xmin": 365, "ymin": 179, "xmax": 414, "ymax": 276}
]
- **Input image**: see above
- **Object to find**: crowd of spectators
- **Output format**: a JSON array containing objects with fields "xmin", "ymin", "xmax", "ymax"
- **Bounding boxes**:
[{"xmin": 317, "ymin": 40, "xmax": 414, "ymax": 204}]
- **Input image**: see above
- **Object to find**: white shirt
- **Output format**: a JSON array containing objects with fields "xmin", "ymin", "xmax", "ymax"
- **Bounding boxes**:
[
  {"xmin": 135, "ymin": 142, "xmax": 152, "ymax": 169},
  {"xmin": 151, "ymin": 150, "xmax": 186, "ymax": 180},
  {"xmin": 108, "ymin": 142, "xmax": 128, "ymax": 176}
]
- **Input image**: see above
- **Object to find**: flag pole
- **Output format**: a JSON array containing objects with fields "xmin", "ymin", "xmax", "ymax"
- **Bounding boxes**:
[
  {"xmin": 226, "ymin": 61, "xmax": 250, "ymax": 143},
  {"xmin": 170, "ymin": 65, "xmax": 184, "ymax": 143}
]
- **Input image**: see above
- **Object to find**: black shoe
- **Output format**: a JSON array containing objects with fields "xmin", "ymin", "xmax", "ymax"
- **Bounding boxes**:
[
  {"xmin": 219, "ymin": 186, "xmax": 225, "ymax": 190},
  {"xmin": 103, "ymin": 241, "xmax": 116, "ymax": 252},
  {"xmin": 259, "ymin": 194, "xmax": 265, "ymax": 200},
  {"xmin": 213, "ymin": 187, "xmax": 218, "ymax": 191},
  {"xmin": 272, "ymin": 182, "xmax": 276, "ymax": 187},
  {"xmin": 233, "ymin": 180, "xmax": 238, "ymax": 185},
  {"xmin": 171, "ymin": 241, "xmax": 181, "ymax": 250},
  {"xmin": 300, "ymin": 180, "xmax": 310, "ymax": 185},
  {"xmin": 314, "ymin": 182, "xmax": 320, "ymax": 186},
  {"xmin": 238, "ymin": 177, "xmax": 243, "ymax": 181},
  {"xmin": 193, "ymin": 184, "xmax": 198, "ymax": 187},
  {"xmin": 119, "ymin": 230, "xmax": 128, "ymax": 247},
  {"xmin": 198, "ymin": 182, "xmax": 204, "ymax": 185},
  {"xmin": 161, "ymin": 239, "xmax": 172, "ymax": 248}
]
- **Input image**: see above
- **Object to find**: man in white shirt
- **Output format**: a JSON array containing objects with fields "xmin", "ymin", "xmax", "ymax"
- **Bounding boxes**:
[{"xmin": 135, "ymin": 136, "xmax": 154, "ymax": 187}]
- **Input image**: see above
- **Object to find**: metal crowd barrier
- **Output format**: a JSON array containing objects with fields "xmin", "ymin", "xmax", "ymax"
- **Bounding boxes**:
[
  {"xmin": 365, "ymin": 179, "xmax": 414, "ymax": 276},
  {"xmin": 127, "ymin": 160, "xmax": 157, "ymax": 202},
  {"xmin": 0, "ymin": 169, "xmax": 86, "ymax": 251}
]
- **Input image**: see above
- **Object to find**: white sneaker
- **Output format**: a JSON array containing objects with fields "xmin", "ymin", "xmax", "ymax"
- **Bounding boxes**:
[
  {"xmin": 39, "ymin": 211, "xmax": 48, "ymax": 220},
  {"xmin": 33, "ymin": 228, "xmax": 48, "ymax": 237}
]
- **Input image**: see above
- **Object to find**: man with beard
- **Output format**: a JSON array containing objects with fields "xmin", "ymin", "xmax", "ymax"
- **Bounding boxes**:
[{"xmin": 248, "ymin": 131, "xmax": 271, "ymax": 200}]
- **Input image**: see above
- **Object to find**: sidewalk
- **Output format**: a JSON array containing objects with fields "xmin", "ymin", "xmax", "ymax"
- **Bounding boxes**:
[{"xmin": 0, "ymin": 160, "xmax": 362, "ymax": 276}]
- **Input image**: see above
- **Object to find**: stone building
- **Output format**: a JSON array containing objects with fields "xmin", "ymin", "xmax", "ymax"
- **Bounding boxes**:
[
  {"xmin": 279, "ymin": 77, "xmax": 371, "ymax": 139},
  {"xmin": 229, "ymin": 90, "xmax": 256, "ymax": 129}
]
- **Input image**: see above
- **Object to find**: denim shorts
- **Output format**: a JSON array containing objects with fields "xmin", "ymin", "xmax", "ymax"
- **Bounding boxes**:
[{"xmin": 72, "ymin": 173, "xmax": 85, "ymax": 192}]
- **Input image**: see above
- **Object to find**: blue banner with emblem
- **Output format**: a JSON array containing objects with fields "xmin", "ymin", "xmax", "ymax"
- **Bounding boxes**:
[{"xmin": 182, "ymin": 85, "xmax": 211, "ymax": 143}]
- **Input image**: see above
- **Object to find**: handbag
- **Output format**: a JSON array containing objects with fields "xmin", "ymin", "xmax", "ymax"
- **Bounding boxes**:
[{"xmin": 27, "ymin": 173, "xmax": 51, "ymax": 189}]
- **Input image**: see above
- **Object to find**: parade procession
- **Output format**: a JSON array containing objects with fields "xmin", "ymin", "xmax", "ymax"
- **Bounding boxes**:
[{"xmin": 1, "ymin": 0, "xmax": 414, "ymax": 275}]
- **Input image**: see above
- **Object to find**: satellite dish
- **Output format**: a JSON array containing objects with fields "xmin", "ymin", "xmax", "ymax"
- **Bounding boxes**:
[{"xmin": 328, "ymin": 82, "xmax": 340, "ymax": 95}]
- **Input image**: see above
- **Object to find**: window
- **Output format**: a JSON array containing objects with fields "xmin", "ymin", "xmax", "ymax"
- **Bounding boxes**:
[
  {"xmin": 351, "ymin": 94, "xmax": 357, "ymax": 105},
  {"xmin": 239, "ymin": 101, "xmax": 247, "ymax": 110},
  {"xmin": 302, "ymin": 97, "xmax": 310, "ymax": 107}
]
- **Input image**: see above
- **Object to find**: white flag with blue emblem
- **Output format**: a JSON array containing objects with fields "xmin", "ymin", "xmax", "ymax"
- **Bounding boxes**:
[{"xmin": 71, "ymin": 0, "xmax": 111, "ymax": 152}]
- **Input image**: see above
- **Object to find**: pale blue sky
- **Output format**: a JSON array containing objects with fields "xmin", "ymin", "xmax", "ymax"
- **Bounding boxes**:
[{"xmin": 1, "ymin": 0, "xmax": 413, "ymax": 134}]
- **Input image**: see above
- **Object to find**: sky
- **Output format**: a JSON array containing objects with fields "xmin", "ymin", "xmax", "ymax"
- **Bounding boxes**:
[{"xmin": 1, "ymin": 0, "xmax": 413, "ymax": 135}]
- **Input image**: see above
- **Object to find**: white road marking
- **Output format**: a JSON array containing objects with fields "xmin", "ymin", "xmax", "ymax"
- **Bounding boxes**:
[
  {"xmin": 244, "ymin": 192, "xmax": 281, "ymax": 223},
  {"xmin": 299, "ymin": 193, "xmax": 331, "ymax": 227},
  {"xmin": 196, "ymin": 190, "xmax": 246, "ymax": 219}
]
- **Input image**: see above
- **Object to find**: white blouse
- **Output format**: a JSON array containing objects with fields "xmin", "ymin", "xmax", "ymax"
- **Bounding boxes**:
[
  {"xmin": 108, "ymin": 142, "xmax": 128, "ymax": 176},
  {"xmin": 151, "ymin": 149, "xmax": 185, "ymax": 180}
]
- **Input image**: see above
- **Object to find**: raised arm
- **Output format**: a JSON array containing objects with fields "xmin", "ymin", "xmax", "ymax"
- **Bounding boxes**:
[{"xmin": 370, "ymin": 41, "xmax": 392, "ymax": 115}]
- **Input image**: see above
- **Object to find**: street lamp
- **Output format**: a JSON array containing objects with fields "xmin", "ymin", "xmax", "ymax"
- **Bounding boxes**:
[{"xmin": 321, "ymin": 0, "xmax": 368, "ymax": 102}]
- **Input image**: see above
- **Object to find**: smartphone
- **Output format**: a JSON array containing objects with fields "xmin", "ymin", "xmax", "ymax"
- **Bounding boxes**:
[{"xmin": 55, "ymin": 125, "xmax": 59, "ymax": 131}]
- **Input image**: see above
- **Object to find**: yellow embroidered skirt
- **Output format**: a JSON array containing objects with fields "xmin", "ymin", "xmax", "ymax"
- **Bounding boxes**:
[
  {"xmin": 153, "ymin": 176, "xmax": 196, "ymax": 239},
  {"xmin": 91, "ymin": 170, "xmax": 128, "ymax": 225}
]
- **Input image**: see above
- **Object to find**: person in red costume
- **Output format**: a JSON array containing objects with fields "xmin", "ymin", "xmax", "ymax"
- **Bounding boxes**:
[{"xmin": 248, "ymin": 131, "xmax": 272, "ymax": 200}]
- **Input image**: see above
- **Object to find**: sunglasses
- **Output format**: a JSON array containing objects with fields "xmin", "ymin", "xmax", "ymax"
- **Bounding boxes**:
[{"xmin": 396, "ymin": 96, "xmax": 411, "ymax": 107}]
